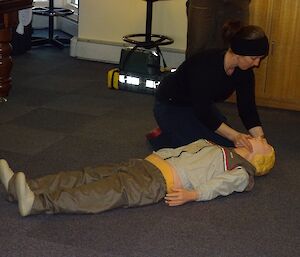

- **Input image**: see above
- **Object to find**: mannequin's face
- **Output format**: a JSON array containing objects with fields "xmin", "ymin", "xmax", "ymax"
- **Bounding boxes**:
[
  {"xmin": 237, "ymin": 55, "xmax": 263, "ymax": 70},
  {"xmin": 249, "ymin": 137, "xmax": 273, "ymax": 155}
]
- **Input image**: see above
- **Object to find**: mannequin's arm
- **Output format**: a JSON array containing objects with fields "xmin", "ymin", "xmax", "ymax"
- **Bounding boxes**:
[
  {"xmin": 194, "ymin": 167, "xmax": 250, "ymax": 201},
  {"xmin": 164, "ymin": 188, "xmax": 198, "ymax": 206}
]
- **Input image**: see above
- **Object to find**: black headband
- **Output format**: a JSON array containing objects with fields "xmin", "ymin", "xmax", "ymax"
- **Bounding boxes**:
[{"xmin": 231, "ymin": 36, "xmax": 269, "ymax": 56}]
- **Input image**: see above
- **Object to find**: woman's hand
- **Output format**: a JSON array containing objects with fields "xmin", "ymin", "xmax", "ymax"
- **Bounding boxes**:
[
  {"xmin": 165, "ymin": 188, "xmax": 198, "ymax": 206},
  {"xmin": 216, "ymin": 123, "xmax": 252, "ymax": 151},
  {"xmin": 233, "ymin": 133, "xmax": 253, "ymax": 152}
]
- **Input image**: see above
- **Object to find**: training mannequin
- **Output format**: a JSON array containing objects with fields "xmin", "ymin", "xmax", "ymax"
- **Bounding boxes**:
[{"xmin": 0, "ymin": 138, "xmax": 275, "ymax": 217}]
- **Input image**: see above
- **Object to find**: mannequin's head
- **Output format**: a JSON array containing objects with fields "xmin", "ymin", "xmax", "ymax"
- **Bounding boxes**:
[{"xmin": 248, "ymin": 138, "xmax": 275, "ymax": 176}]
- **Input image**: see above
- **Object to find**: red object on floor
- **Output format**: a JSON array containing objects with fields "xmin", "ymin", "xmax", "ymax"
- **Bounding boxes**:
[{"xmin": 146, "ymin": 127, "xmax": 162, "ymax": 140}]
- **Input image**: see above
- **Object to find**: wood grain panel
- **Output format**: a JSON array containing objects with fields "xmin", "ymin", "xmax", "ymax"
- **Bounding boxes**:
[
  {"xmin": 249, "ymin": 0, "xmax": 273, "ymax": 98},
  {"xmin": 265, "ymin": 0, "xmax": 300, "ymax": 107}
]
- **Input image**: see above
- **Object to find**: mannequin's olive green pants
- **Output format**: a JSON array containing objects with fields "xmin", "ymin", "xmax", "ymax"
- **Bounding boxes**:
[{"xmin": 8, "ymin": 159, "xmax": 167, "ymax": 215}]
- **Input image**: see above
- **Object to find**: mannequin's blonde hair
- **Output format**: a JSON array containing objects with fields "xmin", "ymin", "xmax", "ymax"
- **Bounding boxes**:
[{"xmin": 251, "ymin": 147, "xmax": 275, "ymax": 176}]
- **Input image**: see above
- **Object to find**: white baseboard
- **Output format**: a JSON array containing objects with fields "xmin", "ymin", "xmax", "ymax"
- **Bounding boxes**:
[
  {"xmin": 57, "ymin": 17, "xmax": 78, "ymax": 36},
  {"xmin": 70, "ymin": 37, "xmax": 185, "ymax": 68}
]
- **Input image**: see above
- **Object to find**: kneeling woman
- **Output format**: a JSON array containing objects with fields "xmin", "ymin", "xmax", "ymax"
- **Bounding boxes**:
[{"xmin": 151, "ymin": 21, "xmax": 269, "ymax": 151}]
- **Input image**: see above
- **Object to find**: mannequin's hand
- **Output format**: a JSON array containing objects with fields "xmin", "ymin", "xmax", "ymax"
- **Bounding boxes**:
[
  {"xmin": 165, "ymin": 188, "xmax": 198, "ymax": 206},
  {"xmin": 233, "ymin": 133, "xmax": 253, "ymax": 152}
]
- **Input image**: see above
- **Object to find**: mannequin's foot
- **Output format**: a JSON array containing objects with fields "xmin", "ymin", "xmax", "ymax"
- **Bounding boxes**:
[
  {"xmin": 15, "ymin": 172, "xmax": 34, "ymax": 217},
  {"xmin": 0, "ymin": 159, "xmax": 14, "ymax": 191}
]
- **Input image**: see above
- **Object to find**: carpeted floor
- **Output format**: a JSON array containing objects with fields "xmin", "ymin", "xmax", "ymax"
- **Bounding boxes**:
[{"xmin": 0, "ymin": 46, "xmax": 299, "ymax": 257}]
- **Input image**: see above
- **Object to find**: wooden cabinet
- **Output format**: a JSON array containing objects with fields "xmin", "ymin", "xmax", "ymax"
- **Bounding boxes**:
[
  {"xmin": 0, "ymin": 0, "xmax": 32, "ymax": 98},
  {"xmin": 250, "ymin": 0, "xmax": 300, "ymax": 111}
]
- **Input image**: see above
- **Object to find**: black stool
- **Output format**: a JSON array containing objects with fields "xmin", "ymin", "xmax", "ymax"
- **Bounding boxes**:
[
  {"xmin": 123, "ymin": 0, "xmax": 174, "ymax": 49},
  {"xmin": 32, "ymin": 0, "xmax": 74, "ymax": 48},
  {"xmin": 122, "ymin": 0, "xmax": 174, "ymax": 68}
]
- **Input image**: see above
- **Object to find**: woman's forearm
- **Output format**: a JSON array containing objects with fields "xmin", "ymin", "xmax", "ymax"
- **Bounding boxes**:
[
  {"xmin": 248, "ymin": 126, "xmax": 264, "ymax": 138},
  {"xmin": 215, "ymin": 123, "xmax": 239, "ymax": 141},
  {"xmin": 216, "ymin": 123, "xmax": 253, "ymax": 151}
]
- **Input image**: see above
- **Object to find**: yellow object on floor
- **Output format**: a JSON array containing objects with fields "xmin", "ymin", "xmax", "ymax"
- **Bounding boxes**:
[{"xmin": 107, "ymin": 68, "xmax": 119, "ymax": 89}]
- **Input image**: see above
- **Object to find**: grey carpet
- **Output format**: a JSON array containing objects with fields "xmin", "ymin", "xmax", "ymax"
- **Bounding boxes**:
[{"xmin": 0, "ymin": 47, "xmax": 299, "ymax": 257}]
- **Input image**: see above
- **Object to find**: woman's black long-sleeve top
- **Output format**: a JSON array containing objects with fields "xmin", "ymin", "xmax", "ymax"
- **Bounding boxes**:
[{"xmin": 155, "ymin": 49, "xmax": 261, "ymax": 131}]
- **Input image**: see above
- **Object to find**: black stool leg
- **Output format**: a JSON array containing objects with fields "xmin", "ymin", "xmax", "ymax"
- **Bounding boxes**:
[{"xmin": 31, "ymin": 0, "xmax": 73, "ymax": 48}]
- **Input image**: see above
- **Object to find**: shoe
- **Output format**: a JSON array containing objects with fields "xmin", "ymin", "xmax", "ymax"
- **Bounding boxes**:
[
  {"xmin": 146, "ymin": 131, "xmax": 174, "ymax": 151},
  {"xmin": 0, "ymin": 159, "xmax": 14, "ymax": 192},
  {"xmin": 15, "ymin": 172, "xmax": 34, "ymax": 217},
  {"xmin": 146, "ymin": 127, "xmax": 162, "ymax": 140}
]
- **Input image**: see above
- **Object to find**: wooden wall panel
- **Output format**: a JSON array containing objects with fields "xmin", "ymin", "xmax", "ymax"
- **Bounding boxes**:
[{"xmin": 265, "ymin": 0, "xmax": 300, "ymax": 109}]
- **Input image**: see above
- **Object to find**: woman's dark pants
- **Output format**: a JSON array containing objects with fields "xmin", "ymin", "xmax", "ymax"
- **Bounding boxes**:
[{"xmin": 152, "ymin": 100, "xmax": 234, "ymax": 150}]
